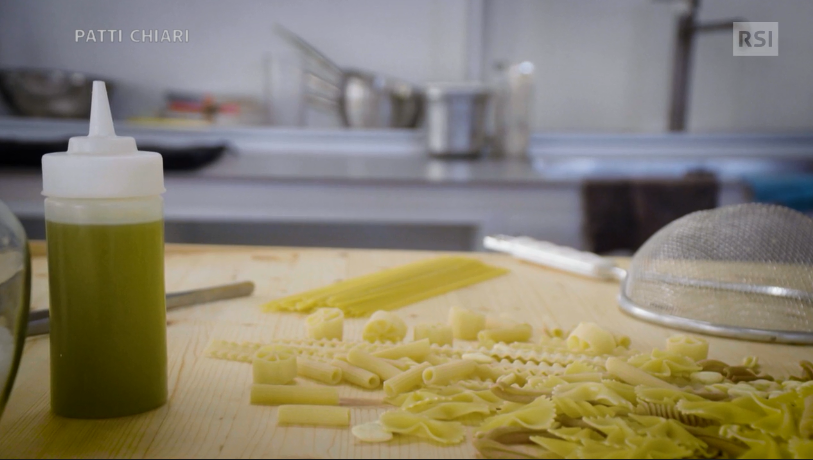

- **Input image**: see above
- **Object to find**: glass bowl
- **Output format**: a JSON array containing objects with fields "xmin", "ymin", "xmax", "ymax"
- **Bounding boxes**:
[{"xmin": 0, "ymin": 200, "xmax": 30, "ymax": 417}]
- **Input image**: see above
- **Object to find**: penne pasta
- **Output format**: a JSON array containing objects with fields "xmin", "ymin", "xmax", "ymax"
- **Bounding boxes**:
[
  {"xmin": 423, "ymin": 360, "xmax": 477, "ymax": 386},
  {"xmin": 331, "ymin": 359, "xmax": 381, "ymax": 389},
  {"xmin": 414, "ymin": 323, "xmax": 454, "ymax": 346},
  {"xmin": 384, "ymin": 363, "xmax": 431, "ymax": 398},
  {"xmin": 297, "ymin": 357, "xmax": 342, "ymax": 385},
  {"xmin": 347, "ymin": 347, "xmax": 402, "ymax": 381},
  {"xmin": 478, "ymin": 323, "xmax": 533, "ymax": 344},
  {"xmin": 372, "ymin": 339, "xmax": 431, "ymax": 361}
]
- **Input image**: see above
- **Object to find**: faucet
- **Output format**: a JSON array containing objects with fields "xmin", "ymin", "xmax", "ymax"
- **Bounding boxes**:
[{"xmin": 668, "ymin": 0, "xmax": 744, "ymax": 131}]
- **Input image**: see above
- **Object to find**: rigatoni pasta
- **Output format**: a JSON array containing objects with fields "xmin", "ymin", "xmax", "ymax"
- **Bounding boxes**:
[
  {"xmin": 384, "ymin": 362, "xmax": 431, "ymax": 398},
  {"xmin": 297, "ymin": 357, "xmax": 342, "ymax": 385},
  {"xmin": 414, "ymin": 323, "xmax": 454, "ymax": 346},
  {"xmin": 449, "ymin": 306, "xmax": 485, "ymax": 340},
  {"xmin": 423, "ymin": 360, "xmax": 477, "ymax": 386},
  {"xmin": 330, "ymin": 359, "xmax": 381, "ymax": 389},
  {"xmin": 278, "ymin": 405, "xmax": 350, "ymax": 427},
  {"xmin": 478, "ymin": 323, "xmax": 532, "ymax": 344}
]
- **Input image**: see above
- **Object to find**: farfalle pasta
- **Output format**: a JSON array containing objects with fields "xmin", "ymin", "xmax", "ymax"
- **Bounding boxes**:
[{"xmin": 379, "ymin": 410, "xmax": 465, "ymax": 444}]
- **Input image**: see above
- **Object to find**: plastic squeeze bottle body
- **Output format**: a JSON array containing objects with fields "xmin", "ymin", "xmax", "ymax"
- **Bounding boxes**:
[{"xmin": 42, "ymin": 82, "xmax": 167, "ymax": 419}]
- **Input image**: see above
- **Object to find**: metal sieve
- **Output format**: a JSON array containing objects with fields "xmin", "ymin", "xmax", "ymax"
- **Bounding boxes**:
[{"xmin": 485, "ymin": 203, "xmax": 813, "ymax": 344}]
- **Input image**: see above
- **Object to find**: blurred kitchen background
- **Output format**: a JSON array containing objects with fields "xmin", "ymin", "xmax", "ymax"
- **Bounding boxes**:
[{"xmin": 0, "ymin": 0, "xmax": 811, "ymax": 253}]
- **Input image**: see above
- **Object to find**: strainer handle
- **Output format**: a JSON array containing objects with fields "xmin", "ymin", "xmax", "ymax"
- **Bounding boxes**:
[{"xmin": 484, "ymin": 235, "xmax": 625, "ymax": 281}]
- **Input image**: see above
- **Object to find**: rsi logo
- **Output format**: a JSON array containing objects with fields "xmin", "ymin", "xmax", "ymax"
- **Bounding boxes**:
[
  {"xmin": 733, "ymin": 22, "xmax": 778, "ymax": 56},
  {"xmin": 739, "ymin": 30, "xmax": 774, "ymax": 48}
]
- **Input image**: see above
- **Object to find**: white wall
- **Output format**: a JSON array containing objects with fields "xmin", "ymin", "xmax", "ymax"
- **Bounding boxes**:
[
  {"xmin": 1, "ymin": 0, "xmax": 811, "ymax": 132},
  {"xmin": 483, "ymin": 0, "xmax": 813, "ymax": 133},
  {"xmin": 0, "ymin": 0, "xmax": 471, "ymax": 121}
]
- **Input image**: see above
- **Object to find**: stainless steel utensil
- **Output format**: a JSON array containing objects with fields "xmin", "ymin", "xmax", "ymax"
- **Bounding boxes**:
[
  {"xmin": 424, "ymin": 82, "xmax": 491, "ymax": 157},
  {"xmin": 0, "ymin": 69, "xmax": 113, "ymax": 119},
  {"xmin": 0, "ymin": 200, "xmax": 30, "ymax": 418},
  {"xmin": 493, "ymin": 62, "xmax": 534, "ymax": 158},
  {"xmin": 275, "ymin": 25, "xmax": 423, "ymax": 129},
  {"xmin": 26, "ymin": 280, "xmax": 255, "ymax": 337},
  {"xmin": 485, "ymin": 203, "xmax": 813, "ymax": 344}
]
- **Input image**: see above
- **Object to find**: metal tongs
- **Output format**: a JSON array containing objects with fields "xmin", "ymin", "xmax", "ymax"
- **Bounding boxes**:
[{"xmin": 27, "ymin": 280, "xmax": 255, "ymax": 337}]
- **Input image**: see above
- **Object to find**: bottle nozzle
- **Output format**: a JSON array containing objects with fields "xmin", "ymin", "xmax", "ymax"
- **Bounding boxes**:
[{"xmin": 89, "ymin": 81, "xmax": 116, "ymax": 137}]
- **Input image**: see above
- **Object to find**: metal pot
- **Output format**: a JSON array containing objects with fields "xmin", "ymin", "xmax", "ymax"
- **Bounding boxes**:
[
  {"xmin": 424, "ymin": 82, "xmax": 491, "ymax": 157},
  {"xmin": 0, "ymin": 69, "xmax": 113, "ymax": 119}
]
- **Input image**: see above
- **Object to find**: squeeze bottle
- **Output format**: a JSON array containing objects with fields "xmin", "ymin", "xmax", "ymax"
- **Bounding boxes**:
[{"xmin": 42, "ymin": 81, "xmax": 167, "ymax": 419}]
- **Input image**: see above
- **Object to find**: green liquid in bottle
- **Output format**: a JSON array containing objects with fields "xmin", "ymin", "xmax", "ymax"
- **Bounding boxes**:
[{"xmin": 46, "ymin": 219, "xmax": 167, "ymax": 419}]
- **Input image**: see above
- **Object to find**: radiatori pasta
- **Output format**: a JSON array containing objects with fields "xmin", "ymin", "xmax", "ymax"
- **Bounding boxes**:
[
  {"xmin": 362, "ymin": 311, "xmax": 407, "ymax": 343},
  {"xmin": 305, "ymin": 308, "xmax": 344, "ymax": 340},
  {"xmin": 209, "ymin": 315, "xmax": 811, "ymax": 458},
  {"xmin": 252, "ymin": 346, "xmax": 297, "ymax": 385}
]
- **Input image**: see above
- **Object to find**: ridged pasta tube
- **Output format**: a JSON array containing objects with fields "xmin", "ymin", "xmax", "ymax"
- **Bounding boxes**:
[
  {"xmin": 297, "ymin": 357, "xmax": 342, "ymax": 385},
  {"xmin": 253, "ymin": 346, "xmax": 297, "ymax": 385},
  {"xmin": 372, "ymin": 339, "xmax": 431, "ymax": 361},
  {"xmin": 478, "ymin": 323, "xmax": 533, "ymax": 344},
  {"xmin": 278, "ymin": 405, "xmax": 350, "ymax": 427},
  {"xmin": 667, "ymin": 335, "xmax": 709, "ymax": 362},
  {"xmin": 250, "ymin": 384, "xmax": 339, "ymax": 406},
  {"xmin": 363, "ymin": 311, "xmax": 407, "ymax": 343},
  {"xmin": 384, "ymin": 363, "xmax": 431, "ymax": 397},
  {"xmin": 305, "ymin": 308, "xmax": 344, "ymax": 340},
  {"xmin": 331, "ymin": 359, "xmax": 381, "ymax": 389},
  {"xmin": 414, "ymin": 323, "xmax": 454, "ymax": 346},
  {"xmin": 423, "ymin": 360, "xmax": 477, "ymax": 386},
  {"xmin": 347, "ymin": 347, "xmax": 402, "ymax": 380},
  {"xmin": 449, "ymin": 306, "xmax": 486, "ymax": 340}
]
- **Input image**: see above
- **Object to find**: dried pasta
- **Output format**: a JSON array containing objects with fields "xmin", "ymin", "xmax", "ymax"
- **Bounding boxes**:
[
  {"xmin": 666, "ymin": 335, "xmax": 708, "ymax": 362},
  {"xmin": 423, "ymin": 360, "xmax": 477, "ymax": 386},
  {"xmin": 449, "ymin": 306, "xmax": 486, "ymax": 340},
  {"xmin": 372, "ymin": 338, "xmax": 431, "ymax": 361},
  {"xmin": 566, "ymin": 322, "xmax": 617, "ymax": 355},
  {"xmin": 352, "ymin": 421, "xmax": 393, "ymax": 443},
  {"xmin": 278, "ymin": 405, "xmax": 350, "ymax": 427},
  {"xmin": 379, "ymin": 410, "xmax": 466, "ymax": 444},
  {"xmin": 250, "ymin": 384, "xmax": 339, "ymax": 406},
  {"xmin": 479, "ymin": 396, "xmax": 556, "ymax": 431},
  {"xmin": 605, "ymin": 357, "xmax": 681, "ymax": 391},
  {"xmin": 305, "ymin": 308, "xmax": 344, "ymax": 340},
  {"xmin": 347, "ymin": 347, "xmax": 402, "ymax": 380},
  {"xmin": 330, "ymin": 359, "xmax": 381, "ymax": 389},
  {"xmin": 414, "ymin": 323, "xmax": 454, "ymax": 346},
  {"xmin": 384, "ymin": 362, "xmax": 431, "ymax": 397},
  {"xmin": 253, "ymin": 346, "xmax": 297, "ymax": 385},
  {"xmin": 261, "ymin": 256, "xmax": 508, "ymax": 317},
  {"xmin": 362, "ymin": 311, "xmax": 407, "ymax": 343},
  {"xmin": 478, "ymin": 323, "xmax": 533, "ymax": 344},
  {"xmin": 297, "ymin": 357, "xmax": 342, "ymax": 385}
]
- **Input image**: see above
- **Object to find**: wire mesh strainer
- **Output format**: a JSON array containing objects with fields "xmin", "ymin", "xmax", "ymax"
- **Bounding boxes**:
[
  {"xmin": 619, "ymin": 203, "xmax": 813, "ymax": 344},
  {"xmin": 484, "ymin": 203, "xmax": 813, "ymax": 344}
]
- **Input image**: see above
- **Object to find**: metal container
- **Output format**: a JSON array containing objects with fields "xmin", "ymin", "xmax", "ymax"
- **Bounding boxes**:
[
  {"xmin": 424, "ymin": 82, "xmax": 490, "ymax": 157},
  {"xmin": 493, "ymin": 62, "xmax": 534, "ymax": 158},
  {"xmin": 0, "ymin": 69, "xmax": 112, "ymax": 119}
]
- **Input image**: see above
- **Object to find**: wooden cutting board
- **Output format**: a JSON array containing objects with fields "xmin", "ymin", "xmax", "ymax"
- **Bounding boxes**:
[{"xmin": 1, "ymin": 243, "xmax": 810, "ymax": 458}]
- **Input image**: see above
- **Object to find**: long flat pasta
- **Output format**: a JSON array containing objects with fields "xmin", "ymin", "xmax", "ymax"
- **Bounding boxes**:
[
  {"xmin": 250, "ymin": 384, "xmax": 339, "ymax": 406},
  {"xmin": 278, "ymin": 405, "xmax": 350, "ymax": 427},
  {"xmin": 261, "ymin": 256, "xmax": 508, "ymax": 317}
]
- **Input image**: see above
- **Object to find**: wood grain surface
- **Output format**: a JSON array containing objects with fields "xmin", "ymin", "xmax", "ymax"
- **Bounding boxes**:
[{"xmin": 1, "ymin": 243, "xmax": 810, "ymax": 458}]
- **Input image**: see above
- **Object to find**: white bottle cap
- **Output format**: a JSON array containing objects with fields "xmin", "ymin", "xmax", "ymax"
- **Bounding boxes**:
[{"xmin": 42, "ymin": 81, "xmax": 164, "ymax": 198}]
